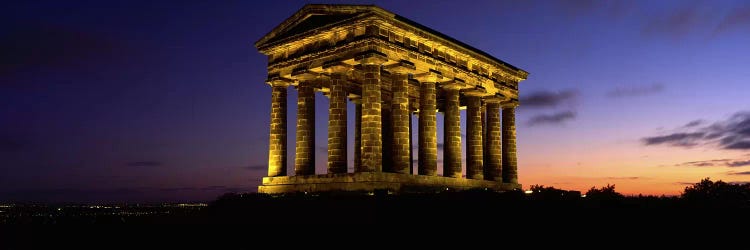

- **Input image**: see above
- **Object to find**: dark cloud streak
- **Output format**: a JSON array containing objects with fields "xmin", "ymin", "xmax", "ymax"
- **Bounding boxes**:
[
  {"xmin": 126, "ymin": 161, "xmax": 164, "ymax": 167},
  {"xmin": 727, "ymin": 160, "xmax": 750, "ymax": 167},
  {"xmin": 519, "ymin": 90, "xmax": 577, "ymax": 109},
  {"xmin": 714, "ymin": 6, "xmax": 750, "ymax": 35},
  {"xmin": 606, "ymin": 84, "xmax": 664, "ymax": 98},
  {"xmin": 0, "ymin": 136, "xmax": 25, "ymax": 152},
  {"xmin": 642, "ymin": 111, "xmax": 750, "ymax": 151},
  {"xmin": 0, "ymin": 21, "xmax": 128, "ymax": 81},
  {"xmin": 642, "ymin": 6, "xmax": 705, "ymax": 39},
  {"xmin": 684, "ymin": 120, "xmax": 705, "ymax": 128},
  {"xmin": 605, "ymin": 177, "xmax": 642, "ymax": 180},
  {"xmin": 642, "ymin": 132, "xmax": 705, "ymax": 147},
  {"xmin": 242, "ymin": 165, "xmax": 266, "ymax": 171},
  {"xmin": 675, "ymin": 158, "xmax": 750, "ymax": 168},
  {"xmin": 527, "ymin": 111, "xmax": 576, "ymax": 126}
]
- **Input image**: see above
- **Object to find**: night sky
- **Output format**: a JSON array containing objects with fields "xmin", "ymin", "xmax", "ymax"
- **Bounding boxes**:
[{"xmin": 2, "ymin": 0, "xmax": 749, "ymax": 203}]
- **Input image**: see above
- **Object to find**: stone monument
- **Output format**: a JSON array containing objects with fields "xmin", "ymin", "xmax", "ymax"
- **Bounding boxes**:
[{"xmin": 255, "ymin": 4, "xmax": 528, "ymax": 194}]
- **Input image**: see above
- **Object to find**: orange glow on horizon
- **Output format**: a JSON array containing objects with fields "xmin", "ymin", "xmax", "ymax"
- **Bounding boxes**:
[{"xmin": 518, "ymin": 142, "xmax": 749, "ymax": 196}]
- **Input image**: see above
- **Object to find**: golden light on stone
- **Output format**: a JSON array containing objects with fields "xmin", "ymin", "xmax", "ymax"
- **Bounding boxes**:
[{"xmin": 256, "ymin": 4, "xmax": 528, "ymax": 194}]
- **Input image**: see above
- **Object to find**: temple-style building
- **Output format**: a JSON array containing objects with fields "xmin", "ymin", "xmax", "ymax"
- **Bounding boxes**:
[{"xmin": 256, "ymin": 4, "xmax": 528, "ymax": 194}]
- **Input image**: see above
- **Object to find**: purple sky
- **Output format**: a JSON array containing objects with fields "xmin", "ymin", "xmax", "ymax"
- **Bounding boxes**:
[{"xmin": 2, "ymin": 0, "xmax": 749, "ymax": 203}]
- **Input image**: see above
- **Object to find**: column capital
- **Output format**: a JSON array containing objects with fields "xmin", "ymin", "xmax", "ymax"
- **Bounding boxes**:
[
  {"xmin": 266, "ymin": 75, "xmax": 292, "ymax": 87},
  {"xmin": 414, "ymin": 69, "xmax": 449, "ymax": 83},
  {"xmin": 501, "ymin": 100, "xmax": 520, "ymax": 108},
  {"xmin": 463, "ymin": 85, "xmax": 492, "ymax": 97},
  {"xmin": 355, "ymin": 50, "xmax": 388, "ymax": 65},
  {"xmin": 348, "ymin": 94, "xmax": 361, "ymax": 103},
  {"xmin": 322, "ymin": 60, "xmax": 354, "ymax": 75},
  {"xmin": 383, "ymin": 60, "xmax": 416, "ymax": 74},
  {"xmin": 440, "ymin": 77, "xmax": 467, "ymax": 90},
  {"xmin": 290, "ymin": 68, "xmax": 321, "ymax": 82},
  {"xmin": 484, "ymin": 94, "xmax": 510, "ymax": 104}
]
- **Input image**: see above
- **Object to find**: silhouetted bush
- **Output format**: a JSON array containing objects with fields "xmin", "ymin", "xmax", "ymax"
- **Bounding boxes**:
[
  {"xmin": 682, "ymin": 178, "xmax": 750, "ymax": 208},
  {"xmin": 529, "ymin": 185, "xmax": 581, "ymax": 200},
  {"xmin": 585, "ymin": 184, "xmax": 623, "ymax": 200}
]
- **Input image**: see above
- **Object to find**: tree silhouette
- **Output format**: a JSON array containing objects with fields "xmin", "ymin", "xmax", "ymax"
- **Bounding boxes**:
[
  {"xmin": 682, "ymin": 178, "xmax": 750, "ymax": 207},
  {"xmin": 529, "ymin": 185, "xmax": 580, "ymax": 200},
  {"xmin": 585, "ymin": 184, "xmax": 623, "ymax": 200}
]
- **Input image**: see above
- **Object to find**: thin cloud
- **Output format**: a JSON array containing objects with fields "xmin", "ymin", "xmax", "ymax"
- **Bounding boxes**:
[
  {"xmin": 0, "ymin": 21, "xmax": 131, "ymax": 81},
  {"xmin": 714, "ymin": 6, "xmax": 750, "ymax": 35},
  {"xmin": 556, "ymin": 0, "xmax": 599, "ymax": 16},
  {"xmin": 675, "ymin": 158, "xmax": 750, "ymax": 168},
  {"xmin": 684, "ymin": 120, "xmax": 705, "ymax": 128},
  {"xmin": 159, "ymin": 187, "xmax": 195, "ymax": 192},
  {"xmin": 527, "ymin": 111, "xmax": 576, "ymax": 126},
  {"xmin": 641, "ymin": 3, "xmax": 750, "ymax": 40},
  {"xmin": 605, "ymin": 176, "xmax": 643, "ymax": 180},
  {"xmin": 242, "ymin": 165, "xmax": 266, "ymax": 171},
  {"xmin": 126, "ymin": 161, "xmax": 164, "ymax": 167},
  {"xmin": 675, "ymin": 182, "xmax": 696, "ymax": 185},
  {"xmin": 727, "ymin": 160, "xmax": 750, "ymax": 167},
  {"xmin": 728, "ymin": 171, "xmax": 750, "ymax": 175},
  {"xmin": 641, "ymin": 5, "xmax": 707, "ymax": 39},
  {"xmin": 641, "ymin": 111, "xmax": 750, "ymax": 151},
  {"xmin": 606, "ymin": 84, "xmax": 664, "ymax": 98},
  {"xmin": 519, "ymin": 90, "xmax": 578, "ymax": 109},
  {"xmin": 676, "ymin": 159, "xmax": 731, "ymax": 167},
  {"xmin": 725, "ymin": 141, "xmax": 750, "ymax": 150},
  {"xmin": 202, "ymin": 185, "xmax": 228, "ymax": 191},
  {"xmin": 0, "ymin": 136, "xmax": 25, "ymax": 152},
  {"xmin": 642, "ymin": 132, "xmax": 705, "ymax": 147}
]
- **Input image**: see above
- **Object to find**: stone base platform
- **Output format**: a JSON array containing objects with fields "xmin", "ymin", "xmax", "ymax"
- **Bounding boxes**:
[{"xmin": 258, "ymin": 172, "xmax": 521, "ymax": 194}]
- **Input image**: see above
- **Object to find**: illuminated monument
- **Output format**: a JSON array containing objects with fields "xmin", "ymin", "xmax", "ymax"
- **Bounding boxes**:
[{"xmin": 256, "ymin": 4, "xmax": 528, "ymax": 194}]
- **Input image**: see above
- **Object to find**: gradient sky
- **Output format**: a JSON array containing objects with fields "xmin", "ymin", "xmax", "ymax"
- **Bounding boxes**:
[{"xmin": 2, "ymin": 0, "xmax": 749, "ymax": 203}]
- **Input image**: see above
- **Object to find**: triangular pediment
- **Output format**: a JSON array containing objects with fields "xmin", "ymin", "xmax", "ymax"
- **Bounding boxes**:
[{"xmin": 255, "ymin": 4, "xmax": 387, "ymax": 50}]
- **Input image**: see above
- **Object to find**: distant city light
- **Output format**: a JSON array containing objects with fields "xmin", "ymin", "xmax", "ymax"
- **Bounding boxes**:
[{"xmin": 524, "ymin": 190, "xmax": 533, "ymax": 194}]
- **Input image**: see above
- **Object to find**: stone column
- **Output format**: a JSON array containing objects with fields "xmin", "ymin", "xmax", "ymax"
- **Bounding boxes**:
[
  {"xmin": 390, "ymin": 73, "xmax": 411, "ymax": 174},
  {"xmin": 295, "ymin": 82, "xmax": 315, "ymax": 175},
  {"xmin": 442, "ymin": 84, "xmax": 462, "ymax": 178},
  {"xmin": 384, "ymin": 61, "xmax": 415, "ymax": 175},
  {"xmin": 381, "ymin": 72, "xmax": 393, "ymax": 172},
  {"xmin": 357, "ymin": 52, "xmax": 387, "ymax": 172},
  {"xmin": 465, "ymin": 95, "xmax": 483, "ymax": 179},
  {"xmin": 415, "ymin": 71, "xmax": 442, "ymax": 176},
  {"xmin": 409, "ymin": 108, "xmax": 414, "ymax": 175},
  {"xmin": 353, "ymin": 98, "xmax": 362, "ymax": 173},
  {"xmin": 481, "ymin": 103, "xmax": 488, "ymax": 178},
  {"xmin": 267, "ymin": 81, "xmax": 288, "ymax": 177},
  {"xmin": 327, "ymin": 73, "xmax": 348, "ymax": 174},
  {"xmin": 502, "ymin": 102, "xmax": 518, "ymax": 183},
  {"xmin": 484, "ymin": 99, "xmax": 502, "ymax": 181}
]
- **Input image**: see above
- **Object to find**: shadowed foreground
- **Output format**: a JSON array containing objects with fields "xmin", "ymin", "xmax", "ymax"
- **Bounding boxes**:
[
  {"xmin": 2, "ymin": 180, "xmax": 749, "ymax": 248},
  {"xmin": 2, "ymin": 178, "xmax": 748, "ymax": 226},
  {"xmin": 206, "ymin": 189, "xmax": 749, "ymax": 225}
]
